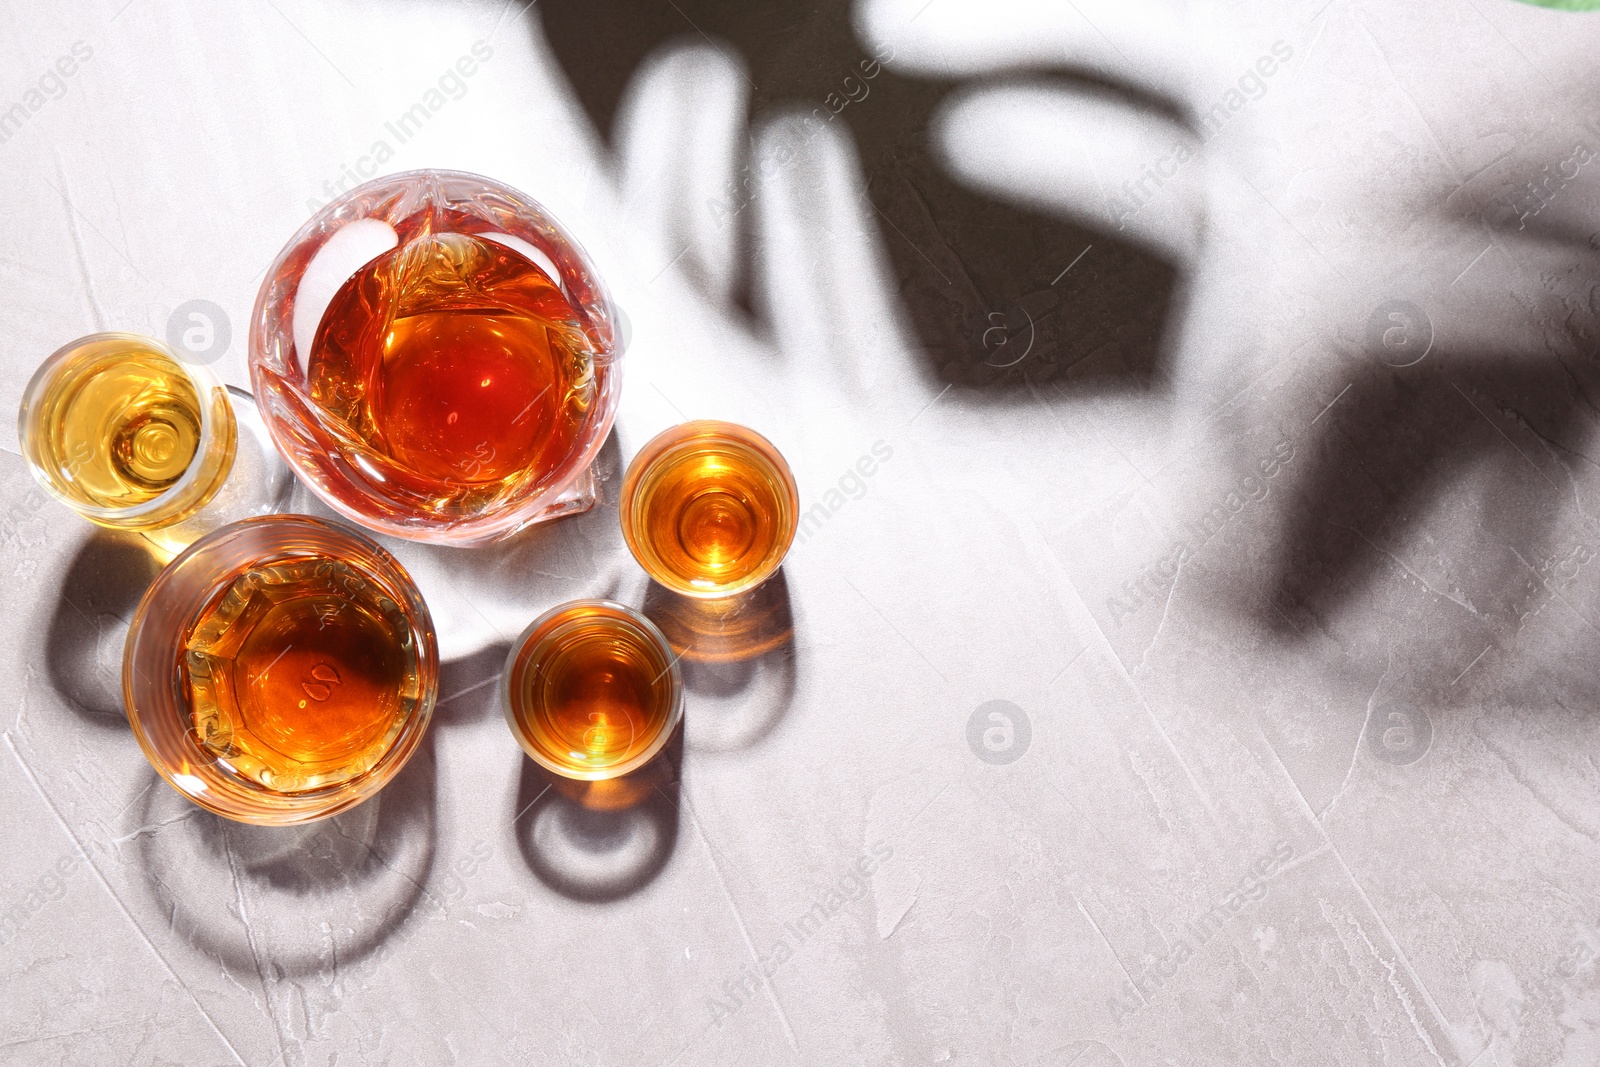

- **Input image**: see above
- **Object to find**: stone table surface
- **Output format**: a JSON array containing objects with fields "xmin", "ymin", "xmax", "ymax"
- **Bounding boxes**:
[{"xmin": 3, "ymin": 1, "xmax": 1600, "ymax": 1065}]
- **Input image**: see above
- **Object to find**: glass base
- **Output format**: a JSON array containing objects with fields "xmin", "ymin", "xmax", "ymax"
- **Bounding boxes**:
[{"xmin": 143, "ymin": 387, "xmax": 295, "ymax": 558}]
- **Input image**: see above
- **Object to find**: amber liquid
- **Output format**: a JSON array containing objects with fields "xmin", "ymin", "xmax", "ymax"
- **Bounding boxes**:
[
  {"xmin": 182, "ymin": 556, "xmax": 423, "ymax": 793},
  {"xmin": 509, "ymin": 605, "xmax": 678, "ymax": 777},
  {"xmin": 35, "ymin": 343, "xmax": 203, "ymax": 508},
  {"xmin": 624, "ymin": 426, "xmax": 797, "ymax": 596},
  {"xmin": 306, "ymin": 231, "xmax": 596, "ymax": 517}
]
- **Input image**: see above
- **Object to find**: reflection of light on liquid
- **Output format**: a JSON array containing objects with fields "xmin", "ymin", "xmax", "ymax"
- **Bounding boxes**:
[
  {"xmin": 173, "ymin": 773, "xmax": 206, "ymax": 794},
  {"xmin": 583, "ymin": 713, "xmax": 611, "ymax": 754}
]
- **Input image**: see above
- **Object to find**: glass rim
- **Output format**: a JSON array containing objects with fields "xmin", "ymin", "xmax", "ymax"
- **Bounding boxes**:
[
  {"xmin": 500, "ymin": 598, "xmax": 684, "ymax": 781},
  {"xmin": 18, "ymin": 331, "xmax": 227, "ymax": 524}
]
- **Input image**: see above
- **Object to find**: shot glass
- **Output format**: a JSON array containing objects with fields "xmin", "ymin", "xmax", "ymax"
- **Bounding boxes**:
[
  {"xmin": 18, "ymin": 332, "xmax": 293, "ymax": 557},
  {"xmin": 619, "ymin": 421, "xmax": 799, "ymax": 598},
  {"xmin": 502, "ymin": 600, "xmax": 683, "ymax": 781},
  {"xmin": 123, "ymin": 515, "xmax": 439, "ymax": 824},
  {"xmin": 250, "ymin": 169, "xmax": 624, "ymax": 546}
]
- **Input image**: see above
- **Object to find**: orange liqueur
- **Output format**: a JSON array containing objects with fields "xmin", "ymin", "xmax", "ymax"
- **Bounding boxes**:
[
  {"xmin": 182, "ymin": 556, "xmax": 424, "ymax": 792},
  {"xmin": 307, "ymin": 232, "xmax": 597, "ymax": 517}
]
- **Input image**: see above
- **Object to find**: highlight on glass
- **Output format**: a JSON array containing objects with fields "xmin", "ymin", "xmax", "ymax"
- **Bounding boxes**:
[
  {"xmin": 18, "ymin": 332, "xmax": 292, "ymax": 556},
  {"xmin": 123, "ymin": 515, "xmax": 439, "ymax": 824},
  {"xmin": 620, "ymin": 420, "xmax": 799, "ymax": 599},
  {"xmin": 502, "ymin": 600, "xmax": 683, "ymax": 781},
  {"xmin": 250, "ymin": 169, "xmax": 625, "ymax": 546}
]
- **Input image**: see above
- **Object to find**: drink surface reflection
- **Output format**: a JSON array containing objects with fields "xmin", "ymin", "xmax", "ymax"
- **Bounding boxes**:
[
  {"xmin": 20, "ymin": 333, "xmax": 237, "ymax": 533},
  {"xmin": 123, "ymin": 516, "xmax": 438, "ymax": 825},
  {"xmin": 249, "ymin": 170, "xmax": 624, "ymax": 545}
]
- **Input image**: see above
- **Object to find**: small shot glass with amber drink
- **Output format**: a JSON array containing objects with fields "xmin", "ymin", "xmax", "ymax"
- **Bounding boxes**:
[
  {"xmin": 619, "ymin": 421, "xmax": 799, "ymax": 599},
  {"xmin": 502, "ymin": 600, "xmax": 683, "ymax": 781}
]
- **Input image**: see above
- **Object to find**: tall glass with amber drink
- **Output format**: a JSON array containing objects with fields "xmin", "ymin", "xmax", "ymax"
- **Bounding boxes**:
[
  {"xmin": 123, "ymin": 515, "xmax": 439, "ymax": 824},
  {"xmin": 250, "ymin": 170, "xmax": 624, "ymax": 545}
]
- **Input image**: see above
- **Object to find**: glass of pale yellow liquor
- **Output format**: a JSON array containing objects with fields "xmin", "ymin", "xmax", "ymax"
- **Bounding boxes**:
[
  {"xmin": 620, "ymin": 421, "xmax": 799, "ymax": 599},
  {"xmin": 18, "ymin": 333, "xmax": 291, "ymax": 556},
  {"xmin": 123, "ymin": 515, "xmax": 438, "ymax": 824},
  {"xmin": 502, "ymin": 600, "xmax": 683, "ymax": 780}
]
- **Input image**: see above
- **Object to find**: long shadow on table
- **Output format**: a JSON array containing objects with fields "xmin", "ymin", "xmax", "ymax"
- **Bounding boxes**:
[{"xmin": 643, "ymin": 568, "xmax": 797, "ymax": 754}]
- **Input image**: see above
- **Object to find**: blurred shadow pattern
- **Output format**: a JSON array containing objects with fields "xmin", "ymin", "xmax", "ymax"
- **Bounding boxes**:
[
  {"xmin": 1262, "ymin": 219, "xmax": 1600, "ymax": 664},
  {"xmin": 1267, "ymin": 349, "xmax": 1591, "ymax": 641},
  {"xmin": 538, "ymin": 0, "xmax": 1180, "ymax": 390}
]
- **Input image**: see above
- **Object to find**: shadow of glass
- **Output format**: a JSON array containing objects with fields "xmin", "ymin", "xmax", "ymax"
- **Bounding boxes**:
[
  {"xmin": 536, "ymin": 0, "xmax": 1183, "ymax": 393},
  {"xmin": 129, "ymin": 734, "xmax": 439, "ymax": 980},
  {"xmin": 43, "ymin": 530, "xmax": 166, "ymax": 729},
  {"xmin": 642, "ymin": 569, "xmax": 797, "ymax": 752},
  {"xmin": 513, "ymin": 727, "xmax": 682, "ymax": 903}
]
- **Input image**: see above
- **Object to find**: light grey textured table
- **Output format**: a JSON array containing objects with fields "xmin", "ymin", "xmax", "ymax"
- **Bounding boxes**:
[{"xmin": 4, "ymin": 1, "xmax": 1600, "ymax": 1064}]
